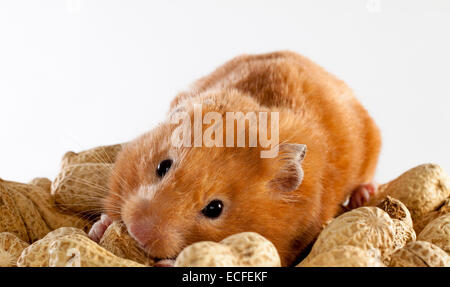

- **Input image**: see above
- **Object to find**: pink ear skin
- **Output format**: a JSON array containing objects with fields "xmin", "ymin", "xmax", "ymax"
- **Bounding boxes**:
[{"xmin": 267, "ymin": 143, "xmax": 307, "ymax": 192}]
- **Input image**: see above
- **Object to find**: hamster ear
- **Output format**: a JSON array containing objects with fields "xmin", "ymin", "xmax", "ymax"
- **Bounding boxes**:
[{"xmin": 267, "ymin": 143, "xmax": 307, "ymax": 192}]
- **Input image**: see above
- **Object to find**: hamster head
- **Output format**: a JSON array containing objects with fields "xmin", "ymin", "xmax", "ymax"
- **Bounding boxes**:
[{"xmin": 104, "ymin": 92, "xmax": 313, "ymax": 266}]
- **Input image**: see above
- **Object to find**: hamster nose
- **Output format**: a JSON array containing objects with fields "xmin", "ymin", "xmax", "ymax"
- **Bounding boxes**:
[
  {"xmin": 127, "ymin": 218, "xmax": 183, "ymax": 258},
  {"xmin": 128, "ymin": 219, "xmax": 154, "ymax": 246}
]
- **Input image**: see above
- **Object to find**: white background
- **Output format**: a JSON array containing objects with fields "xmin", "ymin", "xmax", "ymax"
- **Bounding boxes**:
[{"xmin": 0, "ymin": 0, "xmax": 449, "ymax": 183}]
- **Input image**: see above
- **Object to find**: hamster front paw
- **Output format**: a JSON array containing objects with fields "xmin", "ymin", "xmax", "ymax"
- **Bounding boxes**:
[{"xmin": 88, "ymin": 214, "xmax": 112, "ymax": 243}]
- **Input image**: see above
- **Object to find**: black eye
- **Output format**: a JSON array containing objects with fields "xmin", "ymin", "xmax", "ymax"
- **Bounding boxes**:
[
  {"xmin": 156, "ymin": 159, "xmax": 173, "ymax": 177},
  {"xmin": 201, "ymin": 200, "xmax": 223, "ymax": 218}
]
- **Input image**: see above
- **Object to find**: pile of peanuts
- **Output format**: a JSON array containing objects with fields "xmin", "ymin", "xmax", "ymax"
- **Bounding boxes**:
[{"xmin": 1, "ymin": 143, "xmax": 449, "ymax": 267}]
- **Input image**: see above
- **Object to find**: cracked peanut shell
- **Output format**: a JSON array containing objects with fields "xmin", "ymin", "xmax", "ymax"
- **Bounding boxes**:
[{"xmin": 371, "ymin": 164, "xmax": 450, "ymax": 220}]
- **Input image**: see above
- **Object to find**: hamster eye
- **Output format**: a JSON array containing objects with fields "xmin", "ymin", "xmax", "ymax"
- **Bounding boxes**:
[
  {"xmin": 156, "ymin": 159, "xmax": 173, "ymax": 177},
  {"xmin": 201, "ymin": 200, "xmax": 223, "ymax": 219}
]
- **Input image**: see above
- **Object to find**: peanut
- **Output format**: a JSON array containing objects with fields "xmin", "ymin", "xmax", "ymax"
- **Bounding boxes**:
[
  {"xmin": 60, "ymin": 143, "xmax": 123, "ymax": 169},
  {"xmin": 0, "ymin": 180, "xmax": 29, "ymax": 242},
  {"xmin": 0, "ymin": 232, "xmax": 29, "ymax": 267},
  {"xmin": 28, "ymin": 177, "xmax": 52, "ymax": 193},
  {"xmin": 369, "ymin": 164, "xmax": 450, "ymax": 220},
  {"xmin": 49, "ymin": 234, "xmax": 145, "ymax": 267},
  {"xmin": 297, "ymin": 245, "xmax": 385, "ymax": 267},
  {"xmin": 413, "ymin": 199, "xmax": 450, "ymax": 234},
  {"xmin": 51, "ymin": 163, "xmax": 113, "ymax": 215},
  {"xmin": 417, "ymin": 213, "xmax": 450, "ymax": 255},
  {"xmin": 99, "ymin": 221, "xmax": 154, "ymax": 266},
  {"xmin": 2, "ymin": 179, "xmax": 92, "ymax": 234},
  {"xmin": 390, "ymin": 241, "xmax": 450, "ymax": 267},
  {"xmin": 175, "ymin": 232, "xmax": 280, "ymax": 267},
  {"xmin": 377, "ymin": 197, "xmax": 416, "ymax": 249},
  {"xmin": 303, "ymin": 207, "xmax": 408, "ymax": 265},
  {"xmin": 17, "ymin": 227, "xmax": 87, "ymax": 267}
]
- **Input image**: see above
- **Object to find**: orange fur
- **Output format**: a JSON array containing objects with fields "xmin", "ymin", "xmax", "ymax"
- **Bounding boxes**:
[{"xmin": 105, "ymin": 51, "xmax": 381, "ymax": 266}]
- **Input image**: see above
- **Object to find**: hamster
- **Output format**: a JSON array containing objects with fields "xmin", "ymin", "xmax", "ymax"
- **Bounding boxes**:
[{"xmin": 92, "ymin": 51, "xmax": 381, "ymax": 266}]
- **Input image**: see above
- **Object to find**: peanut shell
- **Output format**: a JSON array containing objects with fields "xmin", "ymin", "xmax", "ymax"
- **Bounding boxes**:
[
  {"xmin": 0, "ymin": 232, "xmax": 29, "ymax": 267},
  {"xmin": 175, "ymin": 242, "xmax": 238, "ymax": 267},
  {"xmin": 370, "ymin": 164, "xmax": 450, "ymax": 220},
  {"xmin": 17, "ymin": 227, "xmax": 87, "ymax": 267},
  {"xmin": 49, "ymin": 234, "xmax": 145, "ymax": 267},
  {"xmin": 417, "ymin": 213, "xmax": 450, "ymax": 254},
  {"xmin": 28, "ymin": 177, "xmax": 52, "ymax": 193},
  {"xmin": 0, "ymin": 181, "xmax": 29, "ymax": 242},
  {"xmin": 305, "ymin": 207, "xmax": 398, "ymax": 264},
  {"xmin": 9, "ymin": 189, "xmax": 51, "ymax": 242},
  {"xmin": 60, "ymin": 143, "xmax": 123, "ymax": 169},
  {"xmin": 297, "ymin": 245, "xmax": 385, "ymax": 267},
  {"xmin": 414, "ymin": 199, "xmax": 450, "ymax": 234},
  {"xmin": 51, "ymin": 163, "xmax": 113, "ymax": 215},
  {"xmin": 390, "ymin": 241, "xmax": 450, "ymax": 267},
  {"xmin": 99, "ymin": 221, "xmax": 154, "ymax": 266},
  {"xmin": 377, "ymin": 197, "xmax": 416, "ymax": 249},
  {"xmin": 2, "ymin": 180, "xmax": 92, "ymax": 233},
  {"xmin": 175, "ymin": 232, "xmax": 281, "ymax": 267}
]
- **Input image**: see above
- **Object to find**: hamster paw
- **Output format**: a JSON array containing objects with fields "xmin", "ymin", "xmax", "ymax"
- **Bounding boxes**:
[
  {"xmin": 347, "ymin": 182, "xmax": 377, "ymax": 210},
  {"xmin": 88, "ymin": 213, "xmax": 112, "ymax": 243}
]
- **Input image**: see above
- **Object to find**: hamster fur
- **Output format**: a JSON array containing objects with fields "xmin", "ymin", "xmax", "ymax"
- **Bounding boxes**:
[{"xmin": 104, "ymin": 51, "xmax": 382, "ymax": 266}]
